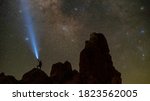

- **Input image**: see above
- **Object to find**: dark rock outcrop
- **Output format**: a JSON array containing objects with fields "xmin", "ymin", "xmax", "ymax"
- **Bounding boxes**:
[
  {"xmin": 0, "ymin": 72, "xmax": 18, "ymax": 84},
  {"xmin": 0, "ymin": 32, "xmax": 122, "ymax": 84},
  {"xmin": 50, "ymin": 61, "xmax": 80, "ymax": 83},
  {"xmin": 21, "ymin": 68, "xmax": 51, "ymax": 84},
  {"xmin": 64, "ymin": 70, "xmax": 80, "ymax": 84},
  {"xmin": 79, "ymin": 32, "xmax": 121, "ymax": 83}
]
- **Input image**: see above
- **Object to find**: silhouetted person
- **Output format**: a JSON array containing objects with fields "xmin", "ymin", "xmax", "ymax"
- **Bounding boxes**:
[{"xmin": 37, "ymin": 59, "xmax": 42, "ymax": 69}]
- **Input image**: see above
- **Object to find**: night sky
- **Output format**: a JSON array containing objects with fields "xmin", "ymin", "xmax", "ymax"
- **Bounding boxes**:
[{"xmin": 0, "ymin": 0, "xmax": 150, "ymax": 83}]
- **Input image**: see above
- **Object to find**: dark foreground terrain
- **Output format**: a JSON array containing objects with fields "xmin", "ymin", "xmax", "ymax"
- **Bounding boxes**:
[{"xmin": 0, "ymin": 32, "xmax": 121, "ymax": 84}]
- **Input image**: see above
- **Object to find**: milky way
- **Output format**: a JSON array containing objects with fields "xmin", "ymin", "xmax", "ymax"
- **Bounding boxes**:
[{"xmin": 0, "ymin": 0, "xmax": 150, "ymax": 83}]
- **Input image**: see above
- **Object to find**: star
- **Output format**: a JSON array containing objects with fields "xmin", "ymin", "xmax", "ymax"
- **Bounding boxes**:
[
  {"xmin": 19, "ymin": 10, "xmax": 22, "ymax": 13},
  {"xmin": 142, "ymin": 54, "xmax": 145, "ymax": 57},
  {"xmin": 74, "ymin": 8, "xmax": 78, "ymax": 11},
  {"xmin": 71, "ymin": 39, "xmax": 75, "ymax": 42},
  {"xmin": 25, "ymin": 37, "xmax": 29, "ymax": 41},
  {"xmin": 140, "ymin": 6, "xmax": 144, "ymax": 10},
  {"xmin": 140, "ymin": 29, "xmax": 145, "ymax": 35},
  {"xmin": 62, "ymin": 25, "xmax": 69, "ymax": 32},
  {"xmin": 126, "ymin": 32, "xmax": 129, "ymax": 36},
  {"xmin": 142, "ymin": 53, "xmax": 145, "ymax": 61}
]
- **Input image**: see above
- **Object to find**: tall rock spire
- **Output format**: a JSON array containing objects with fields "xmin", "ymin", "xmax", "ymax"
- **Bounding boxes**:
[{"xmin": 79, "ymin": 32, "xmax": 121, "ymax": 83}]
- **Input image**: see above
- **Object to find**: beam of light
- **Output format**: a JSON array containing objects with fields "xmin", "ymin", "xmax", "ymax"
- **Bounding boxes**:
[{"xmin": 20, "ymin": 0, "xmax": 39, "ymax": 59}]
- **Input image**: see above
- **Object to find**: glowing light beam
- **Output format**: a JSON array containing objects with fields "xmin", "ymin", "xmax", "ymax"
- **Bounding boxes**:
[{"xmin": 20, "ymin": 0, "xmax": 39, "ymax": 59}]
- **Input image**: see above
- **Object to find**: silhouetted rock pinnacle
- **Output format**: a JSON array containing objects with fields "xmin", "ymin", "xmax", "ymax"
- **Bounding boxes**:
[{"xmin": 79, "ymin": 32, "xmax": 121, "ymax": 83}]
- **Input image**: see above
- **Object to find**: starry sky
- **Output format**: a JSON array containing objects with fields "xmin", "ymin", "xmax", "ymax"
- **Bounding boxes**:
[{"xmin": 0, "ymin": 0, "xmax": 150, "ymax": 83}]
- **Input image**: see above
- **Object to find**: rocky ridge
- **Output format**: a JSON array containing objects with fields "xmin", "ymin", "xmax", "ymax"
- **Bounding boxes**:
[{"xmin": 0, "ymin": 32, "xmax": 121, "ymax": 84}]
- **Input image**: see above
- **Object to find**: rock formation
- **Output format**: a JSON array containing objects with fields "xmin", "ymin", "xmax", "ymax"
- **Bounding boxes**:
[
  {"xmin": 79, "ymin": 32, "xmax": 121, "ymax": 83},
  {"xmin": 50, "ymin": 61, "xmax": 80, "ymax": 83},
  {"xmin": 0, "ymin": 32, "xmax": 121, "ymax": 84},
  {"xmin": 21, "ymin": 68, "xmax": 51, "ymax": 84},
  {"xmin": 0, "ymin": 72, "xmax": 18, "ymax": 84}
]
